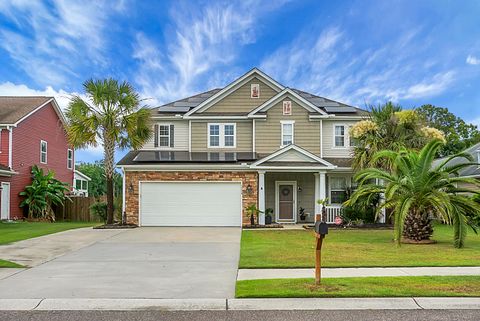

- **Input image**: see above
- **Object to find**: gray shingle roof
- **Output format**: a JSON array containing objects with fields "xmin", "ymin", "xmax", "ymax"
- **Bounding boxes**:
[
  {"xmin": 434, "ymin": 142, "xmax": 480, "ymax": 177},
  {"xmin": 0, "ymin": 96, "xmax": 52, "ymax": 124}
]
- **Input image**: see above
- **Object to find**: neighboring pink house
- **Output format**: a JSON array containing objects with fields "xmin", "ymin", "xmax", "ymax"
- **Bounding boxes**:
[{"xmin": 0, "ymin": 97, "xmax": 74, "ymax": 219}]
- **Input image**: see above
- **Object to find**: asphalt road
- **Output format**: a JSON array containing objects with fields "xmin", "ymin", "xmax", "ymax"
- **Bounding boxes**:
[{"xmin": 1, "ymin": 310, "xmax": 479, "ymax": 321}]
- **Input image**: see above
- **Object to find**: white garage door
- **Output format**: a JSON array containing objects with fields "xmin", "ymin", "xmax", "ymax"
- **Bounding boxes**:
[{"xmin": 139, "ymin": 182, "xmax": 242, "ymax": 226}]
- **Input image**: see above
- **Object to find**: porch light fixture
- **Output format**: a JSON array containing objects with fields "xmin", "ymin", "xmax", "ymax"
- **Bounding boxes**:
[
  {"xmin": 246, "ymin": 184, "xmax": 253, "ymax": 195},
  {"xmin": 128, "ymin": 183, "xmax": 134, "ymax": 194}
]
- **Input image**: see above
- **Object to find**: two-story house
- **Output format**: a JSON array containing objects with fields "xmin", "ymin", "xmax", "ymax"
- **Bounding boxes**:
[
  {"xmin": 0, "ymin": 97, "xmax": 74, "ymax": 220},
  {"xmin": 118, "ymin": 68, "xmax": 368, "ymax": 227}
]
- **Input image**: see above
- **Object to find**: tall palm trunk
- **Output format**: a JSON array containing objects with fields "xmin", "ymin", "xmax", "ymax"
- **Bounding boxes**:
[
  {"xmin": 402, "ymin": 209, "xmax": 433, "ymax": 242},
  {"xmin": 103, "ymin": 136, "xmax": 115, "ymax": 225}
]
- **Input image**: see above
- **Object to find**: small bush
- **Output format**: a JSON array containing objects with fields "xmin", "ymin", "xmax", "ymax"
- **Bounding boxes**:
[{"xmin": 90, "ymin": 202, "xmax": 107, "ymax": 222}]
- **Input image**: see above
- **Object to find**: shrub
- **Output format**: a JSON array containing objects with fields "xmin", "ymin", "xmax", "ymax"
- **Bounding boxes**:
[{"xmin": 90, "ymin": 202, "xmax": 108, "ymax": 222}]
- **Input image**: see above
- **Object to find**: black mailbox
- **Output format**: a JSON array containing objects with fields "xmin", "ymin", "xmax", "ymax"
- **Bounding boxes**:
[{"xmin": 315, "ymin": 221, "xmax": 328, "ymax": 235}]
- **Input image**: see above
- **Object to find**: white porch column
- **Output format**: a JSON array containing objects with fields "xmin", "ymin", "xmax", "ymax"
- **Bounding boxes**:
[
  {"xmin": 314, "ymin": 172, "xmax": 327, "ymax": 221},
  {"xmin": 258, "ymin": 171, "xmax": 266, "ymax": 225}
]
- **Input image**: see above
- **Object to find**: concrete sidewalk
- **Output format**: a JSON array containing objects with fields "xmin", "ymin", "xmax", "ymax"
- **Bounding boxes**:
[
  {"xmin": 0, "ymin": 297, "xmax": 479, "ymax": 311},
  {"xmin": 237, "ymin": 266, "xmax": 480, "ymax": 280}
]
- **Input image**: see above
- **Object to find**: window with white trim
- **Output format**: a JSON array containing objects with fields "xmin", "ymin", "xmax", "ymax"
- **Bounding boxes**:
[
  {"xmin": 159, "ymin": 125, "xmax": 170, "ymax": 147},
  {"xmin": 334, "ymin": 125, "xmax": 345, "ymax": 147},
  {"xmin": 67, "ymin": 149, "xmax": 73, "ymax": 169},
  {"xmin": 330, "ymin": 177, "xmax": 347, "ymax": 204},
  {"xmin": 281, "ymin": 121, "xmax": 294, "ymax": 147},
  {"xmin": 40, "ymin": 140, "xmax": 47, "ymax": 164},
  {"xmin": 208, "ymin": 123, "xmax": 236, "ymax": 148}
]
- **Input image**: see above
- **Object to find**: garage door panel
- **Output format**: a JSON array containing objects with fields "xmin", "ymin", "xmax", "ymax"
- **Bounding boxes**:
[{"xmin": 140, "ymin": 182, "xmax": 242, "ymax": 226}]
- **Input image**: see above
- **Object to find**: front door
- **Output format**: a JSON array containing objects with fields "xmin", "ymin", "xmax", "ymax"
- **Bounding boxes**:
[
  {"xmin": 0, "ymin": 182, "xmax": 10, "ymax": 220},
  {"xmin": 276, "ymin": 182, "xmax": 296, "ymax": 222}
]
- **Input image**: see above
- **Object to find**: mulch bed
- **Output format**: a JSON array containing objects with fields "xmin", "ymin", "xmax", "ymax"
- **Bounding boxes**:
[
  {"xmin": 243, "ymin": 224, "xmax": 284, "ymax": 229},
  {"xmin": 93, "ymin": 223, "xmax": 138, "ymax": 229},
  {"xmin": 303, "ymin": 223, "xmax": 394, "ymax": 230}
]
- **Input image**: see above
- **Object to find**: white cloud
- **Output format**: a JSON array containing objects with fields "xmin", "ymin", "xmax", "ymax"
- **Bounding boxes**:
[
  {"xmin": 0, "ymin": 0, "xmax": 126, "ymax": 86},
  {"xmin": 466, "ymin": 55, "xmax": 480, "ymax": 65},
  {"xmin": 133, "ymin": 1, "xmax": 289, "ymax": 105},
  {"xmin": 259, "ymin": 26, "xmax": 458, "ymax": 105}
]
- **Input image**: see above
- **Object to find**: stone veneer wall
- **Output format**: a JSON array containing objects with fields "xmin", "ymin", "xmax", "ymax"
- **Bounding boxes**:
[{"xmin": 124, "ymin": 171, "xmax": 258, "ymax": 226}]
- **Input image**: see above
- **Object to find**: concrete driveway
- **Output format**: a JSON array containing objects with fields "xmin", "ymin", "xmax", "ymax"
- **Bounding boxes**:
[{"xmin": 0, "ymin": 227, "xmax": 241, "ymax": 299}]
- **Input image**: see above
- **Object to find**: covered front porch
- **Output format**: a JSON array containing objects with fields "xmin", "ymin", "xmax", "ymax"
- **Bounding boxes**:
[{"xmin": 257, "ymin": 171, "xmax": 352, "ymax": 224}]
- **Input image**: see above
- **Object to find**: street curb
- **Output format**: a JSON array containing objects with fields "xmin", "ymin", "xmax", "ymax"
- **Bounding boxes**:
[{"xmin": 0, "ymin": 297, "xmax": 479, "ymax": 311}]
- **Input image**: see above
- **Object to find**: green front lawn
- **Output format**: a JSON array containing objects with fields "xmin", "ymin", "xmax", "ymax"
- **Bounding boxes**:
[
  {"xmin": 236, "ymin": 275, "xmax": 480, "ymax": 298},
  {"xmin": 240, "ymin": 224, "xmax": 480, "ymax": 268},
  {"xmin": 0, "ymin": 221, "xmax": 98, "ymax": 245},
  {"xmin": 0, "ymin": 259, "xmax": 23, "ymax": 268}
]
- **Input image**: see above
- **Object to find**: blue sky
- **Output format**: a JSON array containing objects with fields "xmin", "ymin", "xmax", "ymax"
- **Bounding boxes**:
[{"xmin": 1, "ymin": 0, "xmax": 480, "ymax": 163}]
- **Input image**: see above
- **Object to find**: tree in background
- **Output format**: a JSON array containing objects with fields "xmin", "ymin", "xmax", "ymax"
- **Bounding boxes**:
[
  {"xmin": 76, "ymin": 161, "xmax": 122, "ymax": 198},
  {"xmin": 66, "ymin": 79, "xmax": 151, "ymax": 224},
  {"xmin": 417, "ymin": 104, "xmax": 480, "ymax": 157}
]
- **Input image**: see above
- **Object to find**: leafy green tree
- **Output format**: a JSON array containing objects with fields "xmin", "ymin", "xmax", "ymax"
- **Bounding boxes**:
[
  {"xmin": 66, "ymin": 79, "xmax": 152, "ymax": 224},
  {"xmin": 346, "ymin": 140, "xmax": 480, "ymax": 248},
  {"xmin": 19, "ymin": 165, "xmax": 71, "ymax": 221},
  {"xmin": 76, "ymin": 161, "xmax": 122, "ymax": 198},
  {"xmin": 417, "ymin": 104, "xmax": 480, "ymax": 157}
]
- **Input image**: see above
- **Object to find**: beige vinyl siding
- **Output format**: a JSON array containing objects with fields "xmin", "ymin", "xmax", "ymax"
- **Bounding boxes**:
[
  {"xmin": 141, "ymin": 120, "xmax": 189, "ymax": 151},
  {"xmin": 201, "ymin": 77, "xmax": 278, "ymax": 114},
  {"xmin": 191, "ymin": 121, "xmax": 253, "ymax": 152},
  {"xmin": 322, "ymin": 120, "xmax": 356, "ymax": 158},
  {"xmin": 265, "ymin": 172, "xmax": 315, "ymax": 222},
  {"xmin": 255, "ymin": 99, "xmax": 320, "ymax": 155}
]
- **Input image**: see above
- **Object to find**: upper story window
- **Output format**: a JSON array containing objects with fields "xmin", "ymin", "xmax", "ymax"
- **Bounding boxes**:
[
  {"xmin": 251, "ymin": 84, "xmax": 260, "ymax": 98},
  {"xmin": 40, "ymin": 140, "xmax": 47, "ymax": 164},
  {"xmin": 334, "ymin": 125, "xmax": 345, "ymax": 147},
  {"xmin": 154, "ymin": 124, "xmax": 174, "ymax": 148},
  {"xmin": 208, "ymin": 123, "xmax": 236, "ymax": 148},
  {"xmin": 281, "ymin": 121, "xmax": 294, "ymax": 147},
  {"xmin": 67, "ymin": 149, "xmax": 73, "ymax": 169}
]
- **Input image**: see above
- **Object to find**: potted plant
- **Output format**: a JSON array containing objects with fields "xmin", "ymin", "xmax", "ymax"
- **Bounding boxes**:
[
  {"xmin": 299, "ymin": 207, "xmax": 307, "ymax": 221},
  {"xmin": 265, "ymin": 208, "xmax": 273, "ymax": 225},
  {"xmin": 246, "ymin": 203, "xmax": 263, "ymax": 226}
]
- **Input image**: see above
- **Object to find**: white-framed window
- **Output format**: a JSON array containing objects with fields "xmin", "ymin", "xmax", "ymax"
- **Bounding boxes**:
[
  {"xmin": 280, "ymin": 120, "xmax": 294, "ymax": 147},
  {"xmin": 208, "ymin": 123, "xmax": 236, "ymax": 148},
  {"xmin": 334, "ymin": 125, "xmax": 346, "ymax": 147},
  {"xmin": 283, "ymin": 100, "xmax": 292, "ymax": 115},
  {"xmin": 75, "ymin": 179, "xmax": 82, "ymax": 190},
  {"xmin": 159, "ymin": 125, "xmax": 171, "ymax": 147},
  {"xmin": 67, "ymin": 149, "xmax": 73, "ymax": 169},
  {"xmin": 330, "ymin": 177, "xmax": 347, "ymax": 204},
  {"xmin": 251, "ymin": 84, "xmax": 260, "ymax": 98},
  {"xmin": 40, "ymin": 140, "xmax": 47, "ymax": 164}
]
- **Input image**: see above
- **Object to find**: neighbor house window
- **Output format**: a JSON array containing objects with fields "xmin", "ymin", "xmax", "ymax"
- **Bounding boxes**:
[
  {"xmin": 334, "ymin": 125, "xmax": 345, "ymax": 147},
  {"xmin": 75, "ymin": 179, "xmax": 82, "ymax": 190},
  {"xmin": 208, "ymin": 123, "xmax": 236, "ymax": 148},
  {"xmin": 67, "ymin": 149, "xmax": 73, "ymax": 169},
  {"xmin": 281, "ymin": 121, "xmax": 294, "ymax": 147},
  {"xmin": 330, "ymin": 177, "xmax": 347, "ymax": 204},
  {"xmin": 40, "ymin": 140, "xmax": 47, "ymax": 164},
  {"xmin": 81, "ymin": 180, "xmax": 87, "ymax": 190}
]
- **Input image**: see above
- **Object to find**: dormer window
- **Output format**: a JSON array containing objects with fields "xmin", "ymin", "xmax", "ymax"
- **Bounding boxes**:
[{"xmin": 251, "ymin": 84, "xmax": 260, "ymax": 98}]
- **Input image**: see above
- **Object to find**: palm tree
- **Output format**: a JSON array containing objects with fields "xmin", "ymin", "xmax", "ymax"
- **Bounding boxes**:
[
  {"xmin": 346, "ymin": 139, "xmax": 480, "ymax": 248},
  {"xmin": 66, "ymin": 79, "xmax": 152, "ymax": 224},
  {"xmin": 351, "ymin": 102, "xmax": 431, "ymax": 171}
]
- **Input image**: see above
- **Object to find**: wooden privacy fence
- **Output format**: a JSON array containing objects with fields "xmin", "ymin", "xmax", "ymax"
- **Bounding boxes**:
[{"xmin": 55, "ymin": 196, "xmax": 104, "ymax": 222}]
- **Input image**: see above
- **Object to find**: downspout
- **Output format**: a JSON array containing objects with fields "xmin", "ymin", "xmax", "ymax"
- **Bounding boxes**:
[
  {"xmin": 122, "ymin": 167, "xmax": 126, "ymax": 224},
  {"xmin": 8, "ymin": 126, "xmax": 12, "ymax": 169}
]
